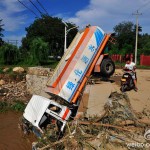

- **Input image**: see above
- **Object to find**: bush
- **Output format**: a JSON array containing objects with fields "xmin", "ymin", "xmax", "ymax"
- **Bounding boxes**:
[
  {"xmin": 0, "ymin": 101, "xmax": 26, "ymax": 112},
  {"xmin": 0, "ymin": 101, "xmax": 8, "ymax": 112},
  {"xmin": 11, "ymin": 101, "xmax": 26, "ymax": 112},
  {"xmin": 24, "ymin": 37, "xmax": 49, "ymax": 65},
  {"xmin": 0, "ymin": 43, "xmax": 20, "ymax": 65}
]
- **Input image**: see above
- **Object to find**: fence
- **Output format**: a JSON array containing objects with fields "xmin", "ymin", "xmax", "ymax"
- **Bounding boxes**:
[
  {"xmin": 111, "ymin": 54, "xmax": 134, "ymax": 63},
  {"xmin": 111, "ymin": 54, "xmax": 150, "ymax": 66},
  {"xmin": 140, "ymin": 54, "xmax": 150, "ymax": 66}
]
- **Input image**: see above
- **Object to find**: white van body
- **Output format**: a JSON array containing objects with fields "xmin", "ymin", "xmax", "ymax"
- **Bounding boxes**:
[{"xmin": 23, "ymin": 95, "xmax": 71, "ymax": 132}]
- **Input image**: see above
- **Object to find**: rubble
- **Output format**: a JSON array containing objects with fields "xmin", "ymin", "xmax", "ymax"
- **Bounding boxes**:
[
  {"xmin": 0, "ymin": 79, "xmax": 5, "ymax": 85},
  {"xmin": 27, "ymin": 67, "xmax": 53, "ymax": 76},
  {"xmin": 0, "ymin": 80, "xmax": 31, "ymax": 102},
  {"xmin": 31, "ymin": 92, "xmax": 150, "ymax": 150}
]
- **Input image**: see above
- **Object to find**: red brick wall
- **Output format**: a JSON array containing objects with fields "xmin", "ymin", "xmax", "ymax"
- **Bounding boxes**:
[{"xmin": 140, "ymin": 54, "xmax": 150, "ymax": 66}]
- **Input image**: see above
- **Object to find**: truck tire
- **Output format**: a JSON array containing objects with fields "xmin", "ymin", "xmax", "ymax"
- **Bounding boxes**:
[{"xmin": 100, "ymin": 58, "xmax": 115, "ymax": 77}]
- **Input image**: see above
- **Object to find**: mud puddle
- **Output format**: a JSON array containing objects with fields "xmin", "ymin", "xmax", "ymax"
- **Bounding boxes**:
[{"xmin": 0, "ymin": 111, "xmax": 36, "ymax": 150}]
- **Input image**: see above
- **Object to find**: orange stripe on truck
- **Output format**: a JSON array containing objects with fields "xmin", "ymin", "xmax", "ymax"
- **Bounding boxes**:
[
  {"xmin": 71, "ymin": 34, "xmax": 111, "ymax": 103},
  {"xmin": 52, "ymin": 27, "xmax": 90, "ymax": 88},
  {"xmin": 62, "ymin": 108, "xmax": 70, "ymax": 120}
]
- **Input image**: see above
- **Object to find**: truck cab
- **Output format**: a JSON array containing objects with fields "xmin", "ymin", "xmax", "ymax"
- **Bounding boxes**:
[{"xmin": 23, "ymin": 95, "xmax": 71, "ymax": 134}]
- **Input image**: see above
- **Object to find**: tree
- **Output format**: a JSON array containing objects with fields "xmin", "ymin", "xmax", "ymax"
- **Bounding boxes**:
[
  {"xmin": 21, "ymin": 15, "xmax": 78, "ymax": 58},
  {"xmin": 113, "ymin": 21, "xmax": 135, "ymax": 53},
  {"xmin": 24, "ymin": 37, "xmax": 49, "ymax": 65},
  {"xmin": 0, "ymin": 19, "xmax": 4, "ymax": 46},
  {"xmin": 0, "ymin": 43, "xmax": 20, "ymax": 65},
  {"xmin": 139, "ymin": 33, "xmax": 150, "ymax": 55},
  {"xmin": 109, "ymin": 21, "xmax": 150, "ymax": 64}
]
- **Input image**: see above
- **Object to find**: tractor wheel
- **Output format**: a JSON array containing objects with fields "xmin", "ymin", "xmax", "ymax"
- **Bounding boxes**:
[{"xmin": 100, "ymin": 58, "xmax": 115, "ymax": 77}]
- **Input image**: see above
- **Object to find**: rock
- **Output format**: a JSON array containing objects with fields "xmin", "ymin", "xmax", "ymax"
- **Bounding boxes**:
[
  {"xmin": 0, "ymin": 79, "xmax": 5, "ymax": 85},
  {"xmin": 3, "ymin": 67, "xmax": 9, "ymax": 72},
  {"xmin": 13, "ymin": 67, "xmax": 25, "ymax": 73}
]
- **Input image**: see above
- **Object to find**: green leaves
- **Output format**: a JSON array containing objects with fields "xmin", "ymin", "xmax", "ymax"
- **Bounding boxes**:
[
  {"xmin": 0, "ymin": 43, "xmax": 20, "ymax": 65},
  {"xmin": 26, "ymin": 37, "xmax": 49, "ymax": 65},
  {"xmin": 21, "ymin": 15, "xmax": 78, "ymax": 58},
  {"xmin": 110, "ymin": 21, "xmax": 150, "ymax": 57}
]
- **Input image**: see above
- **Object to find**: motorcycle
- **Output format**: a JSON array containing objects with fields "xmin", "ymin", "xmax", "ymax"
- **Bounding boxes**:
[{"xmin": 120, "ymin": 69, "xmax": 136, "ymax": 92}]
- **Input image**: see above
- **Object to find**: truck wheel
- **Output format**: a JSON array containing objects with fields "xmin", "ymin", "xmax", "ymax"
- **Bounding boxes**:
[{"xmin": 100, "ymin": 58, "xmax": 115, "ymax": 77}]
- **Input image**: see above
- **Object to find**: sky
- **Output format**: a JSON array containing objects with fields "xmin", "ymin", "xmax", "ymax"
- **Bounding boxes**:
[{"xmin": 1, "ymin": 0, "xmax": 150, "ymax": 46}]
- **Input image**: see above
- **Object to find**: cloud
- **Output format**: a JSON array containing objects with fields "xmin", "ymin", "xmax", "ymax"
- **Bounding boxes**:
[
  {"xmin": 67, "ymin": 0, "xmax": 150, "ymax": 33},
  {"xmin": 0, "ymin": 0, "xmax": 27, "ymax": 32}
]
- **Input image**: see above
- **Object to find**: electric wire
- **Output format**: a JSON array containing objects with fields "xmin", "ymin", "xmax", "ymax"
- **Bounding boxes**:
[
  {"xmin": 17, "ymin": 0, "xmax": 39, "ymax": 18},
  {"xmin": 36, "ymin": 0, "xmax": 49, "ymax": 15},
  {"xmin": 28, "ymin": 0, "xmax": 43, "ymax": 16},
  {"xmin": 137, "ymin": 0, "xmax": 150, "ymax": 11}
]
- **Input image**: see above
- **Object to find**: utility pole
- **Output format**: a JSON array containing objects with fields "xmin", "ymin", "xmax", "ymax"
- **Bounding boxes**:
[
  {"xmin": 62, "ymin": 21, "xmax": 68, "ymax": 53},
  {"xmin": 132, "ymin": 10, "xmax": 142, "ymax": 65}
]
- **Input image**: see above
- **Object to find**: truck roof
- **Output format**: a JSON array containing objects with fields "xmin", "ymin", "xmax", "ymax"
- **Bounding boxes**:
[{"xmin": 23, "ymin": 95, "xmax": 51, "ymax": 129}]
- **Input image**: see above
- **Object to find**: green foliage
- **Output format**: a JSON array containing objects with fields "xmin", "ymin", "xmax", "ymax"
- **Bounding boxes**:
[
  {"xmin": 112, "ymin": 21, "xmax": 135, "ymax": 54},
  {"xmin": 0, "ymin": 43, "xmax": 20, "ymax": 65},
  {"xmin": 23, "ymin": 37, "xmax": 49, "ymax": 65},
  {"xmin": 0, "ymin": 101, "xmax": 26, "ymax": 112},
  {"xmin": 21, "ymin": 15, "xmax": 78, "ymax": 58},
  {"xmin": 110, "ymin": 21, "xmax": 150, "ymax": 57},
  {"xmin": 46, "ymin": 59, "xmax": 59, "ymax": 69},
  {"xmin": 139, "ymin": 33, "xmax": 150, "ymax": 55},
  {"xmin": 11, "ymin": 101, "xmax": 26, "ymax": 112},
  {"xmin": 0, "ymin": 101, "xmax": 8, "ymax": 112}
]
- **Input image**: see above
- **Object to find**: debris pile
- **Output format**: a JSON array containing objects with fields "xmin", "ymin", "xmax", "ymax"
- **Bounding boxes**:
[
  {"xmin": 0, "ymin": 80, "xmax": 31, "ymax": 102},
  {"xmin": 33, "ymin": 92, "xmax": 150, "ymax": 150},
  {"xmin": 27, "ymin": 67, "xmax": 53, "ymax": 77}
]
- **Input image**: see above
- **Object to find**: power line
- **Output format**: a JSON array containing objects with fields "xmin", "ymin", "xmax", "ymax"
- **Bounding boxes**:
[
  {"xmin": 17, "ymin": 0, "xmax": 39, "ymax": 18},
  {"xmin": 137, "ymin": 0, "xmax": 150, "ymax": 11},
  {"xmin": 36, "ymin": 0, "xmax": 49, "ymax": 15},
  {"xmin": 28, "ymin": 0, "xmax": 43, "ymax": 16}
]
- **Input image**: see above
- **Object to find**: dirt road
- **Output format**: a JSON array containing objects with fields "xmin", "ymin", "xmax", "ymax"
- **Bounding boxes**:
[
  {"xmin": 81, "ymin": 69, "xmax": 150, "ymax": 116},
  {"xmin": 113, "ymin": 69, "xmax": 150, "ymax": 113}
]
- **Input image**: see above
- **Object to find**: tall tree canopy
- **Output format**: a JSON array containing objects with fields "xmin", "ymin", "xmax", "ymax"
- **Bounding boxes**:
[
  {"xmin": 21, "ymin": 15, "xmax": 78, "ymax": 57},
  {"xmin": 113, "ymin": 21, "xmax": 135, "ymax": 53},
  {"xmin": 110, "ymin": 21, "xmax": 148, "ymax": 56},
  {"xmin": 0, "ymin": 19, "xmax": 4, "ymax": 46}
]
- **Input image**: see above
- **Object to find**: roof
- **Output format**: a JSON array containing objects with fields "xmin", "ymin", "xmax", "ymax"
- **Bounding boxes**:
[{"xmin": 23, "ymin": 95, "xmax": 51, "ymax": 129}]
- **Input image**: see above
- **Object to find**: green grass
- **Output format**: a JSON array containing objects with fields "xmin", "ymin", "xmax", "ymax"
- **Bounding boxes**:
[
  {"xmin": 0, "ymin": 101, "xmax": 26, "ymax": 113},
  {"xmin": 0, "ymin": 59, "xmax": 59, "ymax": 71}
]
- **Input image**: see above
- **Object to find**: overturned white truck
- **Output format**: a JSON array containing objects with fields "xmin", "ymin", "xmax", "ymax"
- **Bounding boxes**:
[{"xmin": 23, "ymin": 26, "xmax": 115, "ymax": 136}]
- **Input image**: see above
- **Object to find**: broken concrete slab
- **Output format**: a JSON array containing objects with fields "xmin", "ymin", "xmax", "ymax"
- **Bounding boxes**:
[
  {"xmin": 26, "ymin": 74, "xmax": 50, "ymax": 98},
  {"xmin": 86, "ymin": 82, "xmax": 115, "ymax": 116}
]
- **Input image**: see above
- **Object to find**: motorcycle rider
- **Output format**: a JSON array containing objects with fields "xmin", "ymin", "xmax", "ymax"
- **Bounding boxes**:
[{"xmin": 124, "ymin": 57, "xmax": 138, "ymax": 91}]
